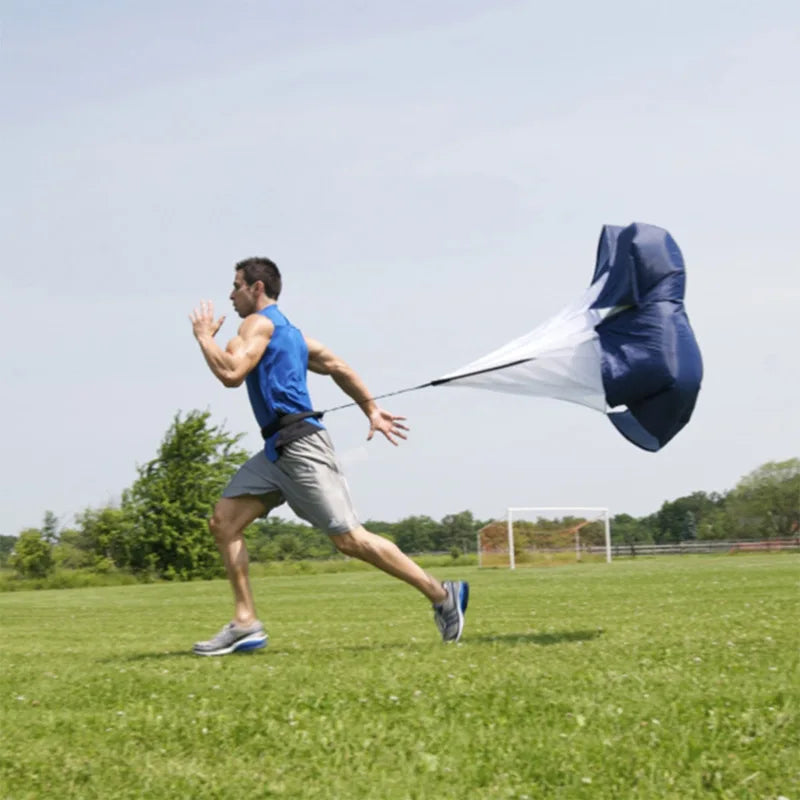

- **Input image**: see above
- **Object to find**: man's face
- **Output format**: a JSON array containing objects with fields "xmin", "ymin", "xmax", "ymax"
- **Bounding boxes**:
[{"xmin": 230, "ymin": 270, "xmax": 259, "ymax": 318}]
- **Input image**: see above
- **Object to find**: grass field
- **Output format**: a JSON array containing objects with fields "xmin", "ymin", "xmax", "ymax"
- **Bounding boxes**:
[{"xmin": 1, "ymin": 554, "xmax": 798, "ymax": 799}]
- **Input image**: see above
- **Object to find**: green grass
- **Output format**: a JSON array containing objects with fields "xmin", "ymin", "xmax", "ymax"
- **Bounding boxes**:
[{"xmin": 1, "ymin": 555, "xmax": 798, "ymax": 799}]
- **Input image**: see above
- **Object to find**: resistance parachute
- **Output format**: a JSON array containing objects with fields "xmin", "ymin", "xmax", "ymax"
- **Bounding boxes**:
[{"xmin": 431, "ymin": 222, "xmax": 703, "ymax": 451}]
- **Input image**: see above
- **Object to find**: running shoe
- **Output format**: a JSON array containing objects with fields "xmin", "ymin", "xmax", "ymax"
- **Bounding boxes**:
[
  {"xmin": 433, "ymin": 580, "xmax": 469, "ymax": 643},
  {"xmin": 193, "ymin": 621, "xmax": 267, "ymax": 656}
]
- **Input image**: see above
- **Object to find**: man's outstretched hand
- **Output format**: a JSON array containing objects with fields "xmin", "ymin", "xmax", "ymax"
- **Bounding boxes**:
[
  {"xmin": 190, "ymin": 300, "xmax": 226, "ymax": 340},
  {"xmin": 367, "ymin": 408, "xmax": 409, "ymax": 446}
]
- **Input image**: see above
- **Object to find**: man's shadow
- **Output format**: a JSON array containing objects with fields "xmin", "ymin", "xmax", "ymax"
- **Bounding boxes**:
[
  {"xmin": 469, "ymin": 629, "xmax": 603, "ymax": 646},
  {"xmin": 105, "ymin": 629, "xmax": 603, "ymax": 662},
  {"xmin": 101, "ymin": 648, "xmax": 277, "ymax": 663}
]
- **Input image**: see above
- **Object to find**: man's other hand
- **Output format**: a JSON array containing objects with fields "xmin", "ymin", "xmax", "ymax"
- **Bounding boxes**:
[{"xmin": 367, "ymin": 408, "xmax": 409, "ymax": 446}]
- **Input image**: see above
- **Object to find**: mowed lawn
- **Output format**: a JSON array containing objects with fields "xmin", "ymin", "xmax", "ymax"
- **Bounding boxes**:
[{"xmin": 1, "ymin": 555, "xmax": 798, "ymax": 799}]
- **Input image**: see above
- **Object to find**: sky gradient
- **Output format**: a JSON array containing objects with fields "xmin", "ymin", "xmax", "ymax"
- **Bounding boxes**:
[{"xmin": 2, "ymin": 1, "xmax": 798, "ymax": 535}]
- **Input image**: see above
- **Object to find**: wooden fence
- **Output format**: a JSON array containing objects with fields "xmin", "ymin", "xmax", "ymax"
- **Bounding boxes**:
[{"xmin": 601, "ymin": 539, "xmax": 800, "ymax": 557}]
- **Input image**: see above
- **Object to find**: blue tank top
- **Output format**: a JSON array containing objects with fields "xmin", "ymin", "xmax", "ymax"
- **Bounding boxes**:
[{"xmin": 245, "ymin": 305, "xmax": 324, "ymax": 461}]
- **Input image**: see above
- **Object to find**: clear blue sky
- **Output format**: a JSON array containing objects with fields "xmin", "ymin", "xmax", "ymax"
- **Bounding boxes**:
[{"xmin": 2, "ymin": 0, "xmax": 798, "ymax": 535}]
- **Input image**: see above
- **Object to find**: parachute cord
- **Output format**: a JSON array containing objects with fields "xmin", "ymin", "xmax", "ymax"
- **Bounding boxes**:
[
  {"xmin": 318, "ymin": 356, "xmax": 535, "ymax": 417},
  {"xmin": 320, "ymin": 381, "xmax": 434, "ymax": 415}
]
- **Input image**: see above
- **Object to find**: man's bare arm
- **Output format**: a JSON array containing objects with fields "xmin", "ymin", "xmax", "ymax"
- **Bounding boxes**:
[
  {"xmin": 190, "ymin": 301, "xmax": 272, "ymax": 388},
  {"xmin": 306, "ymin": 337, "xmax": 409, "ymax": 445}
]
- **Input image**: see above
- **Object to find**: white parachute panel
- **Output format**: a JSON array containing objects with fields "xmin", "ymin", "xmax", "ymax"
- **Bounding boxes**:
[{"xmin": 436, "ymin": 277, "xmax": 609, "ymax": 412}]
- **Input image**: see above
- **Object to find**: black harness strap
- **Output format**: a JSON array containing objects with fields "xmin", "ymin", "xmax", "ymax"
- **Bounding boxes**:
[{"xmin": 260, "ymin": 411, "xmax": 325, "ymax": 441}]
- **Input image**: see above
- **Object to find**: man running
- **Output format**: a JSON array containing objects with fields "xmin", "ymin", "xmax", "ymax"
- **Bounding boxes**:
[{"xmin": 189, "ymin": 257, "xmax": 468, "ymax": 655}]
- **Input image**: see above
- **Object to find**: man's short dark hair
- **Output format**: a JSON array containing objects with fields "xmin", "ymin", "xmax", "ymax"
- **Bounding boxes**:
[{"xmin": 236, "ymin": 257, "xmax": 282, "ymax": 300}]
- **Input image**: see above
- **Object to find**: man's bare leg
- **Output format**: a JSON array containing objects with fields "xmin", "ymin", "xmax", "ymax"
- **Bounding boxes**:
[
  {"xmin": 208, "ymin": 493, "xmax": 282, "ymax": 625},
  {"xmin": 330, "ymin": 527, "xmax": 448, "ymax": 604}
]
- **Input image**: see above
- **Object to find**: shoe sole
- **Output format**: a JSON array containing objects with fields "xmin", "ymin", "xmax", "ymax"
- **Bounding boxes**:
[
  {"xmin": 193, "ymin": 631, "xmax": 268, "ymax": 657},
  {"xmin": 444, "ymin": 581, "xmax": 469, "ymax": 643},
  {"xmin": 454, "ymin": 581, "xmax": 469, "ymax": 643}
]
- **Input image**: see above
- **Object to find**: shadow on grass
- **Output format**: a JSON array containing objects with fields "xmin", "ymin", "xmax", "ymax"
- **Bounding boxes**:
[
  {"xmin": 105, "ymin": 642, "xmax": 396, "ymax": 662},
  {"xmin": 325, "ymin": 641, "xmax": 427, "ymax": 654},
  {"xmin": 102, "ymin": 648, "xmax": 277, "ymax": 663},
  {"xmin": 279, "ymin": 629, "xmax": 605, "ymax": 654},
  {"xmin": 470, "ymin": 629, "xmax": 603, "ymax": 646},
  {"xmin": 105, "ymin": 630, "xmax": 603, "ymax": 661}
]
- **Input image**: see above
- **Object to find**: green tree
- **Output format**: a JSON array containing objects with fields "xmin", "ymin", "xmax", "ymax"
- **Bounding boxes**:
[
  {"xmin": 725, "ymin": 458, "xmax": 800, "ymax": 538},
  {"xmin": 438, "ymin": 511, "xmax": 479, "ymax": 553},
  {"xmin": 55, "ymin": 506, "xmax": 132, "ymax": 571},
  {"xmin": 0, "ymin": 534, "xmax": 17, "ymax": 567},
  {"xmin": 122, "ymin": 410, "xmax": 248, "ymax": 580},
  {"xmin": 610, "ymin": 513, "xmax": 653, "ymax": 549},
  {"xmin": 392, "ymin": 515, "xmax": 441, "ymax": 553},
  {"xmin": 655, "ymin": 492, "xmax": 724, "ymax": 542},
  {"xmin": 41, "ymin": 510, "xmax": 61, "ymax": 544},
  {"xmin": 9, "ymin": 529, "xmax": 54, "ymax": 578},
  {"xmin": 681, "ymin": 510, "xmax": 697, "ymax": 541},
  {"xmin": 245, "ymin": 516, "xmax": 336, "ymax": 562},
  {"xmin": 697, "ymin": 506, "xmax": 735, "ymax": 540},
  {"xmin": 53, "ymin": 528, "xmax": 94, "ymax": 570}
]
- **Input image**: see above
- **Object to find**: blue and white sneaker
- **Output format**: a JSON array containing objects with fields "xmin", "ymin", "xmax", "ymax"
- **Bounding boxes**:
[
  {"xmin": 193, "ymin": 621, "xmax": 268, "ymax": 656},
  {"xmin": 433, "ymin": 580, "xmax": 469, "ymax": 643}
]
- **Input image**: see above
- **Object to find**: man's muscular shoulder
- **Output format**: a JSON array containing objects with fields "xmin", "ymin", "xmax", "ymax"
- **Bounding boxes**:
[{"xmin": 239, "ymin": 312, "xmax": 274, "ymax": 340}]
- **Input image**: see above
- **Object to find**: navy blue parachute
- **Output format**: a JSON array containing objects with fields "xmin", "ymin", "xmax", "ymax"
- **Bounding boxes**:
[
  {"xmin": 434, "ymin": 222, "xmax": 703, "ymax": 451},
  {"xmin": 592, "ymin": 223, "xmax": 703, "ymax": 450}
]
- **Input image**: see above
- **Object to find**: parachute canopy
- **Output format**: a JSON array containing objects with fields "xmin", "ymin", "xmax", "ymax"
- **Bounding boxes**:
[{"xmin": 433, "ymin": 222, "xmax": 703, "ymax": 452}]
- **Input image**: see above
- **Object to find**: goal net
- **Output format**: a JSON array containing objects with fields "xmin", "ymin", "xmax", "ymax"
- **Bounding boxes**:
[{"xmin": 478, "ymin": 507, "xmax": 611, "ymax": 568}]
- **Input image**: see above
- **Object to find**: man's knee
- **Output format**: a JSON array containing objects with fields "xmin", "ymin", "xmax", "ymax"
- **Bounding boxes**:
[
  {"xmin": 208, "ymin": 508, "xmax": 231, "ymax": 544},
  {"xmin": 208, "ymin": 495, "xmax": 272, "ymax": 543},
  {"xmin": 331, "ymin": 528, "xmax": 368, "ymax": 558}
]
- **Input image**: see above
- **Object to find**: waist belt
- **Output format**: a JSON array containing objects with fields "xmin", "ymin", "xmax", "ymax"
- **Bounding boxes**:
[{"xmin": 260, "ymin": 411, "xmax": 324, "ymax": 440}]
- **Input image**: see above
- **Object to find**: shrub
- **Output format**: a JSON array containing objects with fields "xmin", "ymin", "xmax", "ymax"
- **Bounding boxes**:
[{"xmin": 9, "ymin": 530, "xmax": 54, "ymax": 579}]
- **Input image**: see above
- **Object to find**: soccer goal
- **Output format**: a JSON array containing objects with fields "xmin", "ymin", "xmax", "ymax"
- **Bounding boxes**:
[{"xmin": 478, "ymin": 507, "xmax": 611, "ymax": 568}]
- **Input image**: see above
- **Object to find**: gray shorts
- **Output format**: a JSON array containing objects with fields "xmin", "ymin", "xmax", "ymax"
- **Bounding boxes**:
[{"xmin": 222, "ymin": 430, "xmax": 360, "ymax": 535}]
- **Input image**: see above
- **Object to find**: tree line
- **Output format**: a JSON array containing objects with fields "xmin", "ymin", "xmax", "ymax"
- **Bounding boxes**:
[
  {"xmin": 610, "ymin": 457, "xmax": 800, "ymax": 546},
  {"xmin": 2, "ymin": 410, "xmax": 798, "ymax": 580}
]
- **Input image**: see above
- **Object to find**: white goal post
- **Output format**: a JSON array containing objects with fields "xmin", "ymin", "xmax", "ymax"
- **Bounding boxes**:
[{"xmin": 479, "ymin": 507, "xmax": 612, "ymax": 568}]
